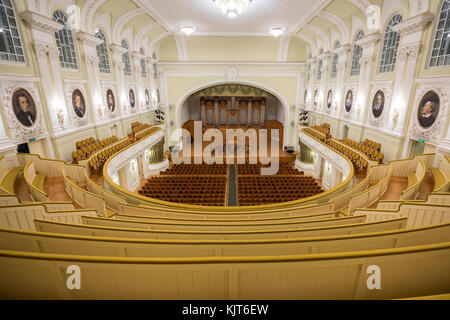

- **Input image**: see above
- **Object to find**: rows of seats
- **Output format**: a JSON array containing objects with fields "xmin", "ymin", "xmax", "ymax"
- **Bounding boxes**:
[
  {"xmin": 132, "ymin": 122, "xmax": 151, "ymax": 135},
  {"xmin": 341, "ymin": 137, "xmax": 384, "ymax": 163},
  {"xmin": 138, "ymin": 175, "xmax": 227, "ymax": 206},
  {"xmin": 328, "ymin": 140, "xmax": 369, "ymax": 172},
  {"xmin": 363, "ymin": 138, "xmax": 382, "ymax": 151},
  {"xmin": 312, "ymin": 123, "xmax": 330, "ymax": 136},
  {"xmin": 135, "ymin": 127, "xmax": 160, "ymax": 141},
  {"xmin": 160, "ymin": 163, "xmax": 228, "ymax": 175},
  {"xmin": 304, "ymin": 127, "xmax": 326, "ymax": 142},
  {"xmin": 88, "ymin": 139, "xmax": 132, "ymax": 174},
  {"xmin": 238, "ymin": 174, "xmax": 323, "ymax": 206},
  {"xmin": 237, "ymin": 163, "xmax": 303, "ymax": 175},
  {"xmin": 72, "ymin": 136, "xmax": 119, "ymax": 162}
]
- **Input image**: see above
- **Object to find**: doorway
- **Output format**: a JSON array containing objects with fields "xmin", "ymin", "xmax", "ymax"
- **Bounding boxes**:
[
  {"xmin": 343, "ymin": 125, "xmax": 349, "ymax": 139},
  {"xmin": 411, "ymin": 140, "xmax": 425, "ymax": 157},
  {"xmin": 17, "ymin": 143, "xmax": 30, "ymax": 154}
]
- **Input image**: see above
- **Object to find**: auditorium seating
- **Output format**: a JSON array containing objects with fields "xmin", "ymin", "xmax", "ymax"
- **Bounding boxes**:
[
  {"xmin": 138, "ymin": 175, "xmax": 227, "ymax": 206},
  {"xmin": 237, "ymin": 163, "xmax": 323, "ymax": 206},
  {"xmin": 88, "ymin": 139, "xmax": 133, "ymax": 175},
  {"xmin": 328, "ymin": 139, "xmax": 369, "ymax": 172},
  {"xmin": 72, "ymin": 136, "xmax": 119, "ymax": 163},
  {"xmin": 341, "ymin": 137, "xmax": 384, "ymax": 163},
  {"xmin": 135, "ymin": 126, "xmax": 160, "ymax": 141}
]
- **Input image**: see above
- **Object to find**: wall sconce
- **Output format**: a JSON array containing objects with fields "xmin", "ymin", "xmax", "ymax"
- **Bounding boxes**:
[
  {"xmin": 170, "ymin": 120, "xmax": 174, "ymax": 126},
  {"xmin": 97, "ymin": 104, "xmax": 103, "ymax": 117},
  {"xmin": 123, "ymin": 102, "xmax": 127, "ymax": 112},
  {"xmin": 393, "ymin": 108, "xmax": 400, "ymax": 127},
  {"xmin": 56, "ymin": 108, "xmax": 64, "ymax": 127}
]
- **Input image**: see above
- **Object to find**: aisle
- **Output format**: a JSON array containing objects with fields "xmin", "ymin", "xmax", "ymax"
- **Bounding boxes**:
[{"xmin": 227, "ymin": 165, "xmax": 237, "ymax": 206}]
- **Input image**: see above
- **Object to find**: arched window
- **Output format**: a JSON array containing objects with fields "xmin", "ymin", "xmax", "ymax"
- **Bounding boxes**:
[
  {"xmin": 53, "ymin": 10, "xmax": 78, "ymax": 69},
  {"xmin": 331, "ymin": 41, "xmax": 340, "ymax": 78},
  {"xmin": 430, "ymin": 0, "xmax": 450, "ymax": 67},
  {"xmin": 317, "ymin": 48, "xmax": 324, "ymax": 80},
  {"xmin": 139, "ymin": 47, "xmax": 147, "ymax": 78},
  {"xmin": 0, "ymin": 0, "xmax": 25, "ymax": 62},
  {"xmin": 350, "ymin": 30, "xmax": 364, "ymax": 76},
  {"xmin": 379, "ymin": 14, "xmax": 402, "ymax": 73},
  {"xmin": 121, "ymin": 40, "xmax": 131, "ymax": 76},
  {"xmin": 95, "ymin": 29, "xmax": 110, "ymax": 74},
  {"xmin": 307, "ymin": 53, "xmax": 312, "ymax": 81},
  {"xmin": 152, "ymin": 52, "xmax": 158, "ymax": 79}
]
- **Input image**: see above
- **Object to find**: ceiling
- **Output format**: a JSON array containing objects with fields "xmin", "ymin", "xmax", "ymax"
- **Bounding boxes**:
[{"xmin": 142, "ymin": 0, "xmax": 320, "ymax": 35}]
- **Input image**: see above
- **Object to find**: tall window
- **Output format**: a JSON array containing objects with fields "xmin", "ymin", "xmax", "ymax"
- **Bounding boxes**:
[
  {"xmin": 350, "ymin": 30, "xmax": 364, "ymax": 76},
  {"xmin": 317, "ymin": 48, "xmax": 324, "ymax": 80},
  {"xmin": 95, "ymin": 29, "xmax": 110, "ymax": 74},
  {"xmin": 53, "ymin": 10, "xmax": 78, "ymax": 69},
  {"xmin": 121, "ymin": 40, "xmax": 131, "ymax": 76},
  {"xmin": 139, "ymin": 47, "xmax": 147, "ymax": 78},
  {"xmin": 379, "ymin": 14, "xmax": 402, "ymax": 73},
  {"xmin": 331, "ymin": 41, "xmax": 340, "ymax": 78},
  {"xmin": 307, "ymin": 53, "xmax": 311, "ymax": 81},
  {"xmin": 152, "ymin": 52, "xmax": 158, "ymax": 79},
  {"xmin": 430, "ymin": 0, "xmax": 450, "ymax": 67},
  {"xmin": 0, "ymin": 0, "xmax": 24, "ymax": 62}
]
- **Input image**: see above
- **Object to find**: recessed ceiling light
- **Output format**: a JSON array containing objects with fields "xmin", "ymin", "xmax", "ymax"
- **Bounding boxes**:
[
  {"xmin": 0, "ymin": 28, "xmax": 3, "ymax": 33},
  {"xmin": 180, "ymin": 26, "xmax": 195, "ymax": 36},
  {"xmin": 269, "ymin": 27, "xmax": 285, "ymax": 38}
]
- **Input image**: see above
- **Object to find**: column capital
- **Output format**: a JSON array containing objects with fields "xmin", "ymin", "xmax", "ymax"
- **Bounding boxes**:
[
  {"xmin": 109, "ymin": 43, "xmax": 128, "ymax": 55},
  {"xmin": 398, "ymin": 42, "xmax": 422, "ymax": 61}
]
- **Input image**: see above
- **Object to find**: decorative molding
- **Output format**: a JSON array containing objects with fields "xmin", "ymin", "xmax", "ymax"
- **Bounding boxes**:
[
  {"xmin": 368, "ymin": 85, "xmax": 392, "ymax": 128},
  {"xmin": 392, "ymin": 11, "xmax": 434, "ymax": 36},
  {"xmin": 226, "ymin": 65, "xmax": 239, "ymax": 81},
  {"xmin": 2, "ymin": 83, "xmax": 45, "ymax": 140},
  {"xmin": 112, "ymin": 8, "xmax": 146, "ymax": 44},
  {"xmin": 20, "ymin": 10, "xmax": 64, "ymax": 33},
  {"xmin": 75, "ymin": 31, "xmax": 104, "ymax": 47},
  {"xmin": 356, "ymin": 31, "xmax": 381, "ymax": 49},
  {"xmin": 408, "ymin": 86, "xmax": 449, "ymax": 145},
  {"xmin": 64, "ymin": 84, "xmax": 90, "ymax": 127}
]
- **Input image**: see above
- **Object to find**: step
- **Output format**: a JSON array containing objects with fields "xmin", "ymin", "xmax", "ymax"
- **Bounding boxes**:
[{"xmin": 429, "ymin": 167, "xmax": 446, "ymax": 191}]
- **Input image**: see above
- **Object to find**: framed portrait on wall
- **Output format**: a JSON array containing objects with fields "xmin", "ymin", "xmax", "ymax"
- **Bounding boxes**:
[
  {"xmin": 372, "ymin": 90, "xmax": 385, "ymax": 119},
  {"xmin": 345, "ymin": 90, "xmax": 353, "ymax": 112},
  {"xmin": 417, "ymin": 91, "xmax": 440, "ymax": 129},
  {"xmin": 129, "ymin": 89, "xmax": 135, "ymax": 108},
  {"xmin": 72, "ymin": 89, "xmax": 86, "ymax": 118},
  {"xmin": 106, "ymin": 89, "xmax": 115, "ymax": 112},
  {"xmin": 12, "ymin": 88, "xmax": 37, "ymax": 127},
  {"xmin": 313, "ymin": 90, "xmax": 318, "ymax": 107}
]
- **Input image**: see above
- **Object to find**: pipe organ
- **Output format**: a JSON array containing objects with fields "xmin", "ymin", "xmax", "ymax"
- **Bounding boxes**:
[{"xmin": 200, "ymin": 97, "xmax": 266, "ymax": 128}]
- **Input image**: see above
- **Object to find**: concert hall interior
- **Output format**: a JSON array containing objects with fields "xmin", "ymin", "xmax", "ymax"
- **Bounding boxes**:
[{"xmin": 0, "ymin": 0, "xmax": 449, "ymax": 300}]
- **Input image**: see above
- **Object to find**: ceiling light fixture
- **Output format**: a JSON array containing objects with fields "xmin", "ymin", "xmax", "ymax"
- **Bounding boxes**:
[
  {"xmin": 213, "ymin": 0, "xmax": 253, "ymax": 19},
  {"xmin": 180, "ymin": 26, "xmax": 195, "ymax": 36},
  {"xmin": 269, "ymin": 27, "xmax": 285, "ymax": 38}
]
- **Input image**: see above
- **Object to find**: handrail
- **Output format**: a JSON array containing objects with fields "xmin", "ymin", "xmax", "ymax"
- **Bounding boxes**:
[
  {"xmin": 0, "ymin": 241, "xmax": 448, "ymax": 263},
  {"xmin": 3, "ymin": 222, "xmax": 448, "ymax": 245},
  {"xmin": 401, "ymin": 159, "xmax": 426, "ymax": 199},
  {"xmin": 34, "ymin": 217, "xmax": 408, "ymax": 237},
  {"xmin": 23, "ymin": 159, "xmax": 48, "ymax": 200}
]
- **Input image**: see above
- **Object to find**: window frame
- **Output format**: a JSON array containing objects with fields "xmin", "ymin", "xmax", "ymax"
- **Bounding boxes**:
[
  {"xmin": 350, "ymin": 30, "xmax": 365, "ymax": 77},
  {"xmin": 0, "ymin": 0, "xmax": 27, "ymax": 66},
  {"xmin": 378, "ymin": 13, "xmax": 403, "ymax": 74},
  {"xmin": 331, "ymin": 41, "xmax": 340, "ymax": 79},
  {"xmin": 139, "ymin": 47, "xmax": 147, "ymax": 78},
  {"xmin": 52, "ymin": 9, "xmax": 79, "ymax": 71},
  {"xmin": 427, "ymin": 0, "xmax": 450, "ymax": 68},
  {"xmin": 95, "ymin": 28, "xmax": 111, "ymax": 74},
  {"xmin": 121, "ymin": 39, "xmax": 132, "ymax": 77}
]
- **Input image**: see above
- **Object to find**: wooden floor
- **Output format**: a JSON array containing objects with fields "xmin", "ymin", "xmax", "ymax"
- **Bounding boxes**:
[
  {"xmin": 44, "ymin": 177, "xmax": 74, "ymax": 203},
  {"xmin": 14, "ymin": 174, "xmax": 32, "ymax": 203}
]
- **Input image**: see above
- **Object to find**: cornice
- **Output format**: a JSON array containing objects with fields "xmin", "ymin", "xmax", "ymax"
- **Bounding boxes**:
[
  {"xmin": 75, "ymin": 31, "xmax": 104, "ymax": 47},
  {"xmin": 356, "ymin": 31, "xmax": 381, "ymax": 48},
  {"xmin": 109, "ymin": 43, "xmax": 128, "ymax": 55},
  {"xmin": 20, "ymin": 10, "xmax": 64, "ymax": 33},
  {"xmin": 392, "ymin": 11, "xmax": 434, "ymax": 36}
]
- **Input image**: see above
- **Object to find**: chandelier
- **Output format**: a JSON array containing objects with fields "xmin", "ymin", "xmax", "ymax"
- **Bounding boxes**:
[{"xmin": 213, "ymin": 0, "xmax": 253, "ymax": 18}]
